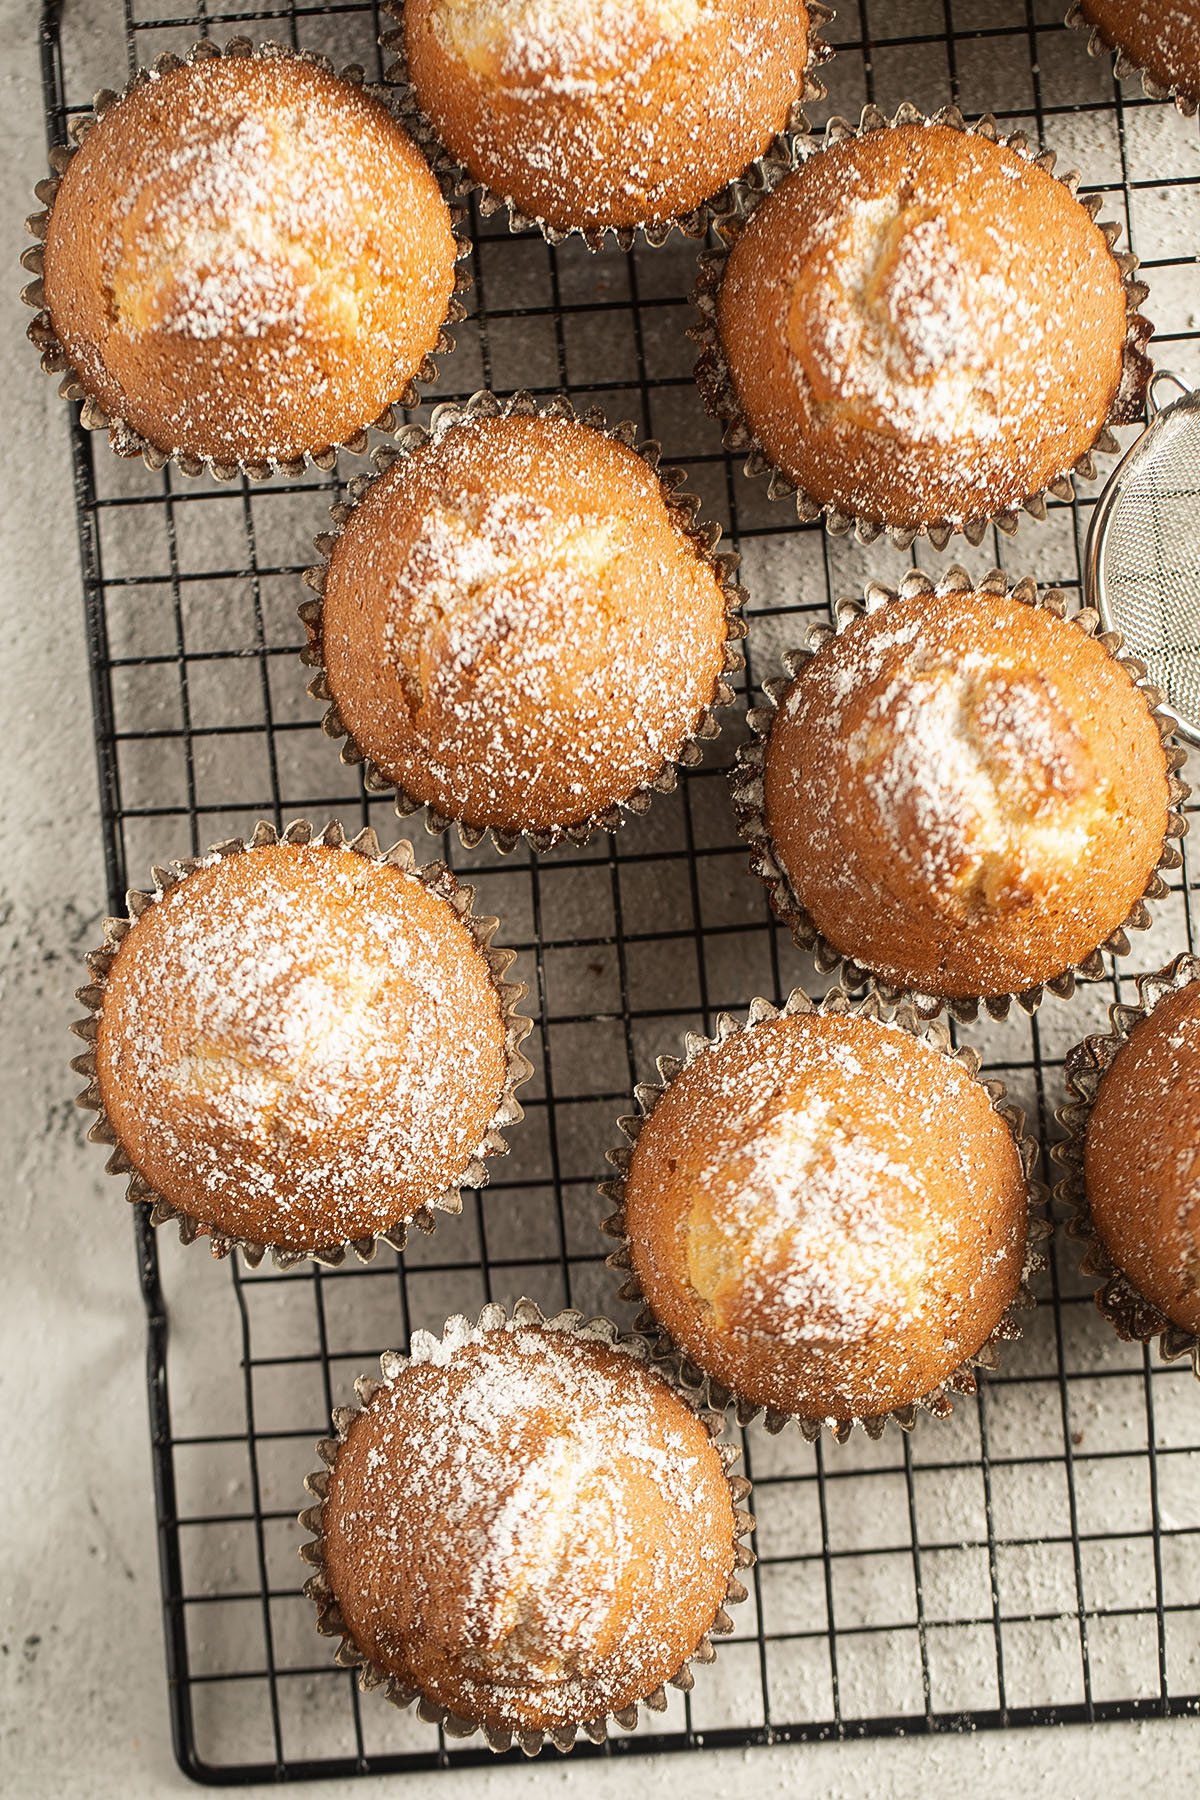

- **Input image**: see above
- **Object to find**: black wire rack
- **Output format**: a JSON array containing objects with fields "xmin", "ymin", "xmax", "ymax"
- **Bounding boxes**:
[{"xmin": 41, "ymin": 0, "xmax": 1200, "ymax": 1784}]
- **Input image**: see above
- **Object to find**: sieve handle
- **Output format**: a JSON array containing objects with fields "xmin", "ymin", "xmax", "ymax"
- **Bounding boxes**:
[{"xmin": 1147, "ymin": 369, "xmax": 1192, "ymax": 421}]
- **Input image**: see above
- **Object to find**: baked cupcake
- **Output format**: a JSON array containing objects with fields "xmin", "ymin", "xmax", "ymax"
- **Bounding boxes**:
[
  {"xmin": 604, "ymin": 991, "xmax": 1038, "ymax": 1436},
  {"xmin": 1058, "ymin": 956, "xmax": 1200, "ymax": 1373},
  {"xmin": 391, "ymin": 0, "xmax": 829, "ymax": 243},
  {"xmin": 304, "ymin": 395, "xmax": 744, "ymax": 851},
  {"xmin": 70, "ymin": 820, "xmax": 532, "ymax": 1265},
  {"xmin": 694, "ymin": 106, "xmax": 1152, "ymax": 545},
  {"xmin": 26, "ymin": 43, "xmax": 462, "ymax": 475},
  {"xmin": 1069, "ymin": 1, "xmax": 1200, "ymax": 111},
  {"xmin": 732, "ymin": 567, "xmax": 1184, "ymax": 1018},
  {"xmin": 301, "ymin": 1302, "xmax": 753, "ymax": 1752}
]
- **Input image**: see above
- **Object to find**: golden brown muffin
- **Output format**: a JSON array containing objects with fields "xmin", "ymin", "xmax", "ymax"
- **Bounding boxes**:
[
  {"xmin": 403, "ymin": 0, "xmax": 813, "ymax": 233},
  {"xmin": 94, "ymin": 840, "xmax": 511, "ymax": 1253},
  {"xmin": 319, "ymin": 1320, "xmax": 738, "ymax": 1731},
  {"xmin": 1084, "ymin": 978, "xmax": 1200, "ymax": 1335},
  {"xmin": 1080, "ymin": 1, "xmax": 1200, "ymax": 103},
  {"xmin": 41, "ymin": 52, "xmax": 457, "ymax": 467},
  {"xmin": 319, "ymin": 411, "xmax": 731, "ymax": 839},
  {"xmin": 758, "ymin": 588, "xmax": 1171, "ymax": 1001},
  {"xmin": 713, "ymin": 121, "xmax": 1131, "ymax": 531},
  {"xmin": 622, "ymin": 1009, "xmax": 1030, "ymax": 1422}
]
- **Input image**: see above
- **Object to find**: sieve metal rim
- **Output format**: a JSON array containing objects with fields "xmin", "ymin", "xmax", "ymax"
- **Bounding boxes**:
[{"xmin": 1087, "ymin": 368, "xmax": 1200, "ymax": 748}]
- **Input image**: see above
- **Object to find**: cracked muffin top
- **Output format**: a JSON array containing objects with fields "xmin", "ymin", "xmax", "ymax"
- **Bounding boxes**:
[
  {"xmin": 318, "ymin": 411, "xmax": 731, "ymax": 840},
  {"xmin": 94, "ymin": 839, "xmax": 511, "ymax": 1252},
  {"xmin": 757, "ymin": 586, "xmax": 1171, "ymax": 1001},
  {"xmin": 42, "ymin": 51, "xmax": 457, "ymax": 467}
]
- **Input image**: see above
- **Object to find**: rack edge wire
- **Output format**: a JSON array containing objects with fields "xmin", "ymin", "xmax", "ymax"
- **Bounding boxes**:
[{"xmin": 37, "ymin": 0, "xmax": 1200, "ymax": 1782}]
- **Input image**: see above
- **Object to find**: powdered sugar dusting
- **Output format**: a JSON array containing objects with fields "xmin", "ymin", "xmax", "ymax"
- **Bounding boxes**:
[
  {"xmin": 408, "ymin": 0, "xmax": 810, "ymax": 228},
  {"xmin": 626, "ymin": 1010, "xmax": 1028, "ymax": 1419},
  {"xmin": 325, "ymin": 1323, "xmax": 735, "ymax": 1726},
  {"xmin": 322, "ymin": 414, "xmax": 729, "ymax": 835},
  {"xmin": 95, "ymin": 843, "xmax": 510, "ymax": 1247}
]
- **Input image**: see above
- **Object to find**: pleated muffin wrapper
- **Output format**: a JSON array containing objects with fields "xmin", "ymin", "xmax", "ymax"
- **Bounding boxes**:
[
  {"xmin": 1065, "ymin": 2, "xmax": 1199, "ymax": 118},
  {"xmin": 729, "ymin": 563, "xmax": 1191, "ymax": 1025},
  {"xmin": 690, "ymin": 100, "xmax": 1155, "ymax": 550},
  {"xmin": 298, "ymin": 1295, "xmax": 756, "ymax": 1757},
  {"xmin": 299, "ymin": 387, "xmax": 748, "ymax": 855},
  {"xmin": 69, "ymin": 817, "xmax": 534, "ymax": 1270},
  {"xmin": 378, "ymin": 0, "xmax": 835, "ymax": 251},
  {"xmin": 600, "ymin": 985, "xmax": 1051, "ymax": 1444},
  {"xmin": 21, "ymin": 36, "xmax": 473, "ymax": 483},
  {"xmin": 1054, "ymin": 954, "xmax": 1200, "ymax": 1379}
]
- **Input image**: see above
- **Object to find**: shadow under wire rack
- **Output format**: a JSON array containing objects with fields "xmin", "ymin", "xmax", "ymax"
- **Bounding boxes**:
[{"xmin": 39, "ymin": 0, "xmax": 1200, "ymax": 1783}]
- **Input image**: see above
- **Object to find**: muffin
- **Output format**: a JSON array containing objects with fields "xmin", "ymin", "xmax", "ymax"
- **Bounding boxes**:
[
  {"xmin": 609, "ymin": 995, "xmax": 1034, "ymax": 1430},
  {"xmin": 699, "ymin": 109, "xmax": 1149, "ymax": 541},
  {"xmin": 32, "ymin": 45, "xmax": 460, "ymax": 472},
  {"xmin": 396, "ymin": 0, "xmax": 824, "ymax": 238},
  {"xmin": 72, "ymin": 823, "xmax": 531, "ymax": 1262},
  {"xmin": 1061, "ymin": 958, "xmax": 1200, "ymax": 1355},
  {"xmin": 308, "ymin": 400, "xmax": 741, "ymax": 848},
  {"xmin": 303, "ymin": 1305, "xmax": 751, "ymax": 1747},
  {"xmin": 734, "ymin": 571, "xmax": 1179, "ymax": 1012},
  {"xmin": 1071, "ymin": 1, "xmax": 1200, "ymax": 109}
]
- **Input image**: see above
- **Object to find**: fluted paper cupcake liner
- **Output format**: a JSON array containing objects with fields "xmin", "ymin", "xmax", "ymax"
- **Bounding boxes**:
[
  {"xmin": 600, "ymin": 985, "xmax": 1050, "ymax": 1444},
  {"xmin": 730, "ymin": 564, "xmax": 1190, "ymax": 1024},
  {"xmin": 21, "ymin": 37, "xmax": 472, "ymax": 483},
  {"xmin": 378, "ymin": 0, "xmax": 835, "ymax": 252},
  {"xmin": 1054, "ymin": 954, "xmax": 1200, "ymax": 1378},
  {"xmin": 298, "ymin": 1296, "xmax": 756, "ymax": 1756},
  {"xmin": 299, "ymin": 387, "xmax": 748, "ymax": 855},
  {"xmin": 690, "ymin": 101, "xmax": 1155, "ymax": 550},
  {"xmin": 69, "ymin": 817, "xmax": 533, "ymax": 1270},
  {"xmin": 1066, "ymin": 2, "xmax": 1199, "ymax": 117}
]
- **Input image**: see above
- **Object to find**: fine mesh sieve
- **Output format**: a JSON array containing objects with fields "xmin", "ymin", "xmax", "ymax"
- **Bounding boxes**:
[{"xmin": 1087, "ymin": 369, "xmax": 1200, "ymax": 745}]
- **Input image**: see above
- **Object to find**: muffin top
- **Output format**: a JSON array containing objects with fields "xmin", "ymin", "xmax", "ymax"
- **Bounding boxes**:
[
  {"xmin": 404, "ymin": 0, "xmax": 812, "ymax": 232},
  {"xmin": 95, "ymin": 841, "xmax": 511, "ymax": 1252},
  {"xmin": 1081, "ymin": 1, "xmax": 1200, "ymax": 102},
  {"xmin": 760, "ymin": 588, "xmax": 1171, "ymax": 1000},
  {"xmin": 42, "ymin": 53, "xmax": 457, "ymax": 466},
  {"xmin": 320, "ymin": 1320, "xmax": 737, "ymax": 1731},
  {"xmin": 714, "ymin": 122, "xmax": 1130, "ymax": 530},
  {"xmin": 623, "ymin": 1009, "xmax": 1029, "ymax": 1422},
  {"xmin": 319, "ymin": 412, "xmax": 731, "ymax": 838},
  {"xmin": 1085, "ymin": 978, "xmax": 1200, "ymax": 1335}
]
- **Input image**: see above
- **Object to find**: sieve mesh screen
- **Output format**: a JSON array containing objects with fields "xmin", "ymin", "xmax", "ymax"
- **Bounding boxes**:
[{"xmin": 1093, "ymin": 390, "xmax": 1200, "ymax": 741}]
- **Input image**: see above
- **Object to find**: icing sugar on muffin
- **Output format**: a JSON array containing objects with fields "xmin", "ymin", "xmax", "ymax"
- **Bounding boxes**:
[
  {"xmin": 313, "ymin": 1315, "xmax": 742, "ymax": 1734},
  {"xmin": 40, "ymin": 50, "xmax": 458, "ymax": 467},
  {"xmin": 1076, "ymin": 1, "xmax": 1200, "ymax": 106},
  {"xmin": 401, "ymin": 0, "xmax": 817, "ymax": 233},
  {"xmin": 91, "ymin": 837, "xmax": 523, "ymax": 1255},
  {"xmin": 709, "ymin": 117, "xmax": 1137, "ymax": 533},
  {"xmin": 315, "ymin": 409, "xmax": 735, "ymax": 843},
  {"xmin": 619, "ymin": 1006, "xmax": 1031, "ymax": 1424},
  {"xmin": 748, "ymin": 582, "xmax": 1173, "ymax": 1003},
  {"xmin": 1083, "ymin": 974, "xmax": 1200, "ymax": 1337}
]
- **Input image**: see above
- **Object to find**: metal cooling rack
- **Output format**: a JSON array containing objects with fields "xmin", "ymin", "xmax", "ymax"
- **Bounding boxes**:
[{"xmin": 41, "ymin": 0, "xmax": 1200, "ymax": 1783}]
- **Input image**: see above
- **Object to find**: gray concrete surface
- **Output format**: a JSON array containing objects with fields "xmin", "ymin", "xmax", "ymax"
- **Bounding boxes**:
[{"xmin": 1, "ymin": 2, "xmax": 1197, "ymax": 1795}]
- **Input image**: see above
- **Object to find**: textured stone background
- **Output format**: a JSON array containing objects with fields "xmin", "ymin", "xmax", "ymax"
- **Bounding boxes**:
[{"xmin": 2, "ymin": 0, "xmax": 1197, "ymax": 1793}]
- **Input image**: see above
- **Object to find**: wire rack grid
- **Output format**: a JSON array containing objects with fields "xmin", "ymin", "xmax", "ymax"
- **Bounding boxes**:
[{"xmin": 39, "ymin": 0, "xmax": 1200, "ymax": 1784}]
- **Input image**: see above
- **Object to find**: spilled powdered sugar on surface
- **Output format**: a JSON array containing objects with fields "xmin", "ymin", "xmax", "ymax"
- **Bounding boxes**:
[
  {"xmin": 96, "ymin": 844, "xmax": 508, "ymax": 1242},
  {"xmin": 326, "ymin": 1324, "xmax": 734, "ymax": 1725}
]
